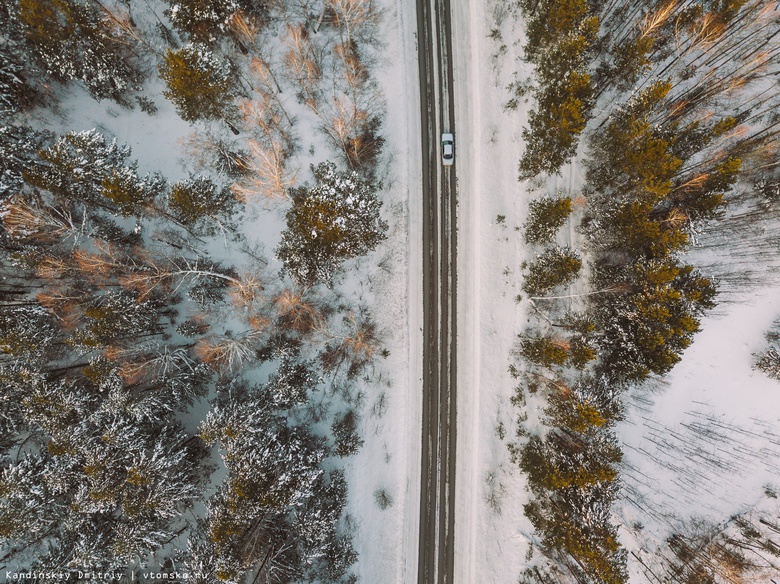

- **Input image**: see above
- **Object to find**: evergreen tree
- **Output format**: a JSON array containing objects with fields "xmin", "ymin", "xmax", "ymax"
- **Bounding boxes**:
[
  {"xmin": 523, "ymin": 245, "xmax": 582, "ymax": 296},
  {"xmin": 592, "ymin": 259, "xmax": 716, "ymax": 382},
  {"xmin": 100, "ymin": 167, "xmax": 166, "ymax": 217},
  {"xmin": 159, "ymin": 44, "xmax": 239, "ymax": 122},
  {"xmin": 69, "ymin": 290, "xmax": 168, "ymax": 350},
  {"xmin": 0, "ymin": 124, "xmax": 51, "ymax": 201},
  {"xmin": 266, "ymin": 354, "xmax": 319, "ymax": 408},
  {"xmin": 168, "ymin": 175, "xmax": 239, "ymax": 235},
  {"xmin": 517, "ymin": 0, "xmax": 599, "ymax": 178},
  {"xmin": 0, "ymin": 304, "xmax": 60, "ymax": 361},
  {"xmin": 163, "ymin": 0, "xmax": 266, "ymax": 44},
  {"xmin": 14, "ymin": 0, "xmax": 140, "ymax": 101},
  {"xmin": 518, "ymin": 334, "xmax": 569, "ymax": 368},
  {"xmin": 0, "ymin": 368, "xmax": 208, "ymax": 570},
  {"xmin": 524, "ymin": 194, "xmax": 573, "ymax": 245},
  {"xmin": 276, "ymin": 161, "xmax": 388, "ymax": 286},
  {"xmin": 754, "ymin": 323, "xmax": 780, "ymax": 381},
  {"xmin": 332, "ymin": 410, "xmax": 364, "ymax": 457},
  {"xmin": 27, "ymin": 129, "xmax": 128, "ymax": 202},
  {"xmin": 198, "ymin": 380, "xmax": 352, "ymax": 582},
  {"xmin": 0, "ymin": 45, "xmax": 38, "ymax": 115}
]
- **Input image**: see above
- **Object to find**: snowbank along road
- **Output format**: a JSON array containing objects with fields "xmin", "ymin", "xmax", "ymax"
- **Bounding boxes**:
[{"xmin": 415, "ymin": 0, "xmax": 458, "ymax": 581}]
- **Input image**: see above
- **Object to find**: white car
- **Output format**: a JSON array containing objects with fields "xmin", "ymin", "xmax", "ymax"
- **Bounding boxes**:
[{"xmin": 441, "ymin": 133, "xmax": 454, "ymax": 166}]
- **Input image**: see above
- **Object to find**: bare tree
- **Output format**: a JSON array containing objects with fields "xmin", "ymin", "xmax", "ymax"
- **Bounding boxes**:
[
  {"xmin": 282, "ymin": 24, "xmax": 323, "ymax": 110},
  {"xmin": 232, "ymin": 139, "xmax": 298, "ymax": 203},
  {"xmin": 194, "ymin": 330, "xmax": 262, "ymax": 373}
]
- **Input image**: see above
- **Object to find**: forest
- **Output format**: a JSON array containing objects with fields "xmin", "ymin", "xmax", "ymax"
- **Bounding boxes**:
[
  {"xmin": 0, "ymin": 0, "xmax": 388, "ymax": 582},
  {"xmin": 509, "ymin": 0, "xmax": 780, "ymax": 582}
]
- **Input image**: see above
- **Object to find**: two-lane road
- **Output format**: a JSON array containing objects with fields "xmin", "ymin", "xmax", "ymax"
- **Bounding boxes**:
[{"xmin": 416, "ymin": 0, "xmax": 457, "ymax": 581}]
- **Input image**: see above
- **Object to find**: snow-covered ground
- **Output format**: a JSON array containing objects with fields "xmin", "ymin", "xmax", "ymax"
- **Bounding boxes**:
[
  {"xmin": 618, "ymin": 284, "xmax": 780, "ymax": 577},
  {"xmin": 339, "ymin": 0, "xmax": 423, "ymax": 580},
  {"xmin": 450, "ymin": 0, "xmax": 538, "ymax": 581}
]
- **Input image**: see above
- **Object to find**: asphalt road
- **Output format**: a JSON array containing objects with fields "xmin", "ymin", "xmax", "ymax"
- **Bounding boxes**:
[{"xmin": 416, "ymin": 0, "xmax": 457, "ymax": 581}]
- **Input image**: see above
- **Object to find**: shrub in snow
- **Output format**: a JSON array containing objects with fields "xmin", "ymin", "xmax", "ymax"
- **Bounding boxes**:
[
  {"xmin": 374, "ymin": 488, "xmax": 393, "ymax": 510},
  {"xmin": 276, "ymin": 161, "xmax": 388, "ymax": 286},
  {"xmin": 159, "ymin": 43, "xmax": 238, "ymax": 122}
]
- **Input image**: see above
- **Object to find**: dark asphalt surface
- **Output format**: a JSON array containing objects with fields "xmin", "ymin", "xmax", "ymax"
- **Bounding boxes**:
[{"xmin": 416, "ymin": 0, "xmax": 457, "ymax": 581}]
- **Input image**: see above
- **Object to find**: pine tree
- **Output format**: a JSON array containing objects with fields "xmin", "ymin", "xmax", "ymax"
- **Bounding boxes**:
[
  {"xmin": 266, "ymin": 355, "xmax": 319, "ymax": 408},
  {"xmin": 0, "ymin": 124, "xmax": 51, "ymax": 201},
  {"xmin": 69, "ymin": 291, "xmax": 168, "ymax": 350},
  {"xmin": 25, "ymin": 130, "xmax": 129, "ymax": 208},
  {"xmin": 517, "ymin": 0, "xmax": 599, "ymax": 179},
  {"xmin": 524, "ymin": 194, "xmax": 573, "ymax": 245},
  {"xmin": 0, "ymin": 304, "xmax": 61, "ymax": 361},
  {"xmin": 592, "ymin": 259, "xmax": 716, "ymax": 382},
  {"xmin": 0, "ymin": 368, "xmax": 208, "ymax": 570},
  {"xmin": 0, "ymin": 45, "xmax": 38, "ymax": 115},
  {"xmin": 163, "ymin": 0, "xmax": 247, "ymax": 44},
  {"xmin": 168, "ymin": 175, "xmax": 239, "ymax": 235},
  {"xmin": 159, "ymin": 44, "xmax": 239, "ymax": 122},
  {"xmin": 276, "ymin": 161, "xmax": 388, "ymax": 286},
  {"xmin": 332, "ymin": 410, "xmax": 364, "ymax": 457},
  {"xmin": 518, "ymin": 334, "xmax": 569, "ymax": 368},
  {"xmin": 523, "ymin": 245, "xmax": 582, "ymax": 296},
  {"xmin": 100, "ymin": 167, "xmax": 166, "ymax": 217},
  {"xmin": 199, "ymin": 381, "xmax": 341, "ymax": 581},
  {"xmin": 15, "ymin": 0, "xmax": 140, "ymax": 101}
]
